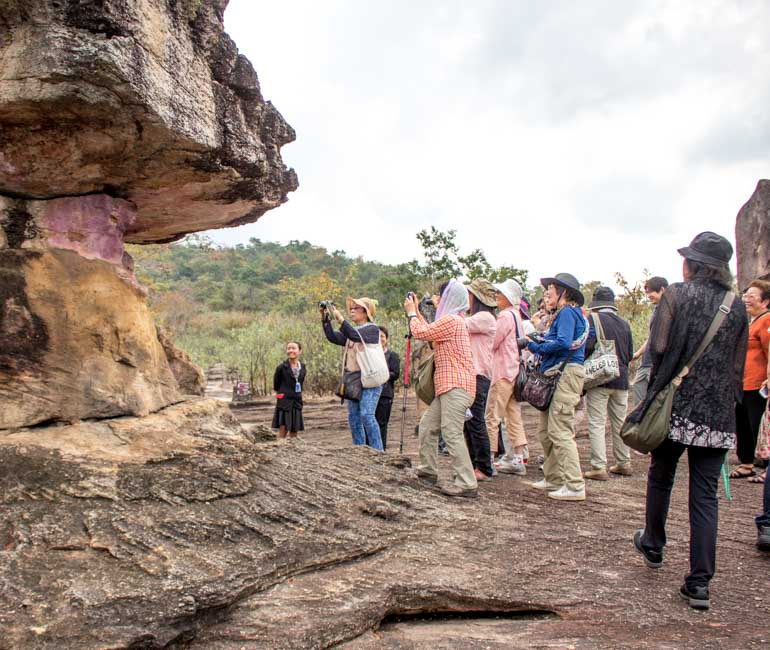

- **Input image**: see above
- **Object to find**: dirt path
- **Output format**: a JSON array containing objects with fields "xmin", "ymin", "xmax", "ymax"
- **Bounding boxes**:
[{"xmin": 227, "ymin": 391, "xmax": 769, "ymax": 649}]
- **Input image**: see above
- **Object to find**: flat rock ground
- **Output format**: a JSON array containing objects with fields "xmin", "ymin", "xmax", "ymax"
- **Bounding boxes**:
[{"xmin": 226, "ymin": 390, "xmax": 768, "ymax": 650}]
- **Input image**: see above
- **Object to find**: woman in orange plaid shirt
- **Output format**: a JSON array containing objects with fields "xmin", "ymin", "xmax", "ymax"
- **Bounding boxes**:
[{"xmin": 405, "ymin": 279, "xmax": 478, "ymax": 498}]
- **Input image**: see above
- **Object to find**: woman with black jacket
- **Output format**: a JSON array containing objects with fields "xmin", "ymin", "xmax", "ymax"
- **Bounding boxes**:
[
  {"xmin": 272, "ymin": 341, "xmax": 307, "ymax": 438},
  {"xmin": 375, "ymin": 326, "xmax": 400, "ymax": 450},
  {"xmin": 631, "ymin": 232, "xmax": 748, "ymax": 611}
]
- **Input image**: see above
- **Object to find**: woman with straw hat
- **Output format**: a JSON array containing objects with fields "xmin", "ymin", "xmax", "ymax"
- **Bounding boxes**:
[{"xmin": 322, "ymin": 296, "xmax": 384, "ymax": 451}]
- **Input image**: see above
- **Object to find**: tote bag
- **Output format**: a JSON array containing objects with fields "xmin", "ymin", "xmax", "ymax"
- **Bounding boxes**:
[
  {"xmin": 355, "ymin": 330, "xmax": 389, "ymax": 388},
  {"xmin": 583, "ymin": 313, "xmax": 620, "ymax": 390},
  {"xmin": 512, "ymin": 315, "xmax": 529, "ymax": 402},
  {"xmin": 414, "ymin": 352, "xmax": 436, "ymax": 405}
]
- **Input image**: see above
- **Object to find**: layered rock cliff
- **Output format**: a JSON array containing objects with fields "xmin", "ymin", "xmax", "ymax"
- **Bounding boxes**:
[{"xmin": 0, "ymin": 0, "xmax": 296, "ymax": 427}]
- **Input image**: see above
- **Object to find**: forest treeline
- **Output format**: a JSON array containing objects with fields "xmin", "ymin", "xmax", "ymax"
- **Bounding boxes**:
[{"xmin": 128, "ymin": 229, "xmax": 652, "ymax": 396}]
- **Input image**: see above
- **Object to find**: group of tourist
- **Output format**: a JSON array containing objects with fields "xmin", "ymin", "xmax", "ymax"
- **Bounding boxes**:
[{"xmin": 270, "ymin": 230, "xmax": 770, "ymax": 611}]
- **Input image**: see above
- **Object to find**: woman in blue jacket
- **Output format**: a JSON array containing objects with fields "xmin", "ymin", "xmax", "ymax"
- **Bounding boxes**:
[{"xmin": 527, "ymin": 273, "xmax": 588, "ymax": 502}]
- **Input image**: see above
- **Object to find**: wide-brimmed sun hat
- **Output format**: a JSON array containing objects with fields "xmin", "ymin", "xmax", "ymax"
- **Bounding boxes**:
[
  {"xmin": 465, "ymin": 278, "xmax": 498, "ymax": 308},
  {"xmin": 588, "ymin": 286, "xmax": 617, "ymax": 311},
  {"xmin": 493, "ymin": 278, "xmax": 523, "ymax": 308},
  {"xmin": 345, "ymin": 296, "xmax": 376, "ymax": 321},
  {"xmin": 677, "ymin": 231, "xmax": 733, "ymax": 267},
  {"xmin": 540, "ymin": 273, "xmax": 585, "ymax": 307}
]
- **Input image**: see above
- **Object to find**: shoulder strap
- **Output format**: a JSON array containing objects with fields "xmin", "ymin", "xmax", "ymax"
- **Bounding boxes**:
[
  {"xmin": 676, "ymin": 291, "xmax": 734, "ymax": 381},
  {"xmin": 590, "ymin": 312, "xmax": 605, "ymax": 342}
]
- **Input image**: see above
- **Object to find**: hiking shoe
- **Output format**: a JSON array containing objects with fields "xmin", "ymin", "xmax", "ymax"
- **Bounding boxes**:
[
  {"xmin": 609, "ymin": 463, "xmax": 633, "ymax": 476},
  {"xmin": 679, "ymin": 584, "xmax": 710, "ymax": 610},
  {"xmin": 440, "ymin": 484, "xmax": 479, "ymax": 498},
  {"xmin": 547, "ymin": 485, "xmax": 586, "ymax": 501},
  {"xmin": 584, "ymin": 468, "xmax": 610, "ymax": 481},
  {"xmin": 530, "ymin": 479, "xmax": 559, "ymax": 490},
  {"xmin": 633, "ymin": 529, "xmax": 663, "ymax": 568},
  {"xmin": 474, "ymin": 468, "xmax": 492, "ymax": 482},
  {"xmin": 758, "ymin": 525, "xmax": 770, "ymax": 551},
  {"xmin": 415, "ymin": 469, "xmax": 438, "ymax": 485}
]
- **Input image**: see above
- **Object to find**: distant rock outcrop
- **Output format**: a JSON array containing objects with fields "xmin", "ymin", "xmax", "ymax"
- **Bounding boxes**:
[{"xmin": 736, "ymin": 180, "xmax": 770, "ymax": 289}]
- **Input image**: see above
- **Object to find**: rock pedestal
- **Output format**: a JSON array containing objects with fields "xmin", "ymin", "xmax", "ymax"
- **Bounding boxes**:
[{"xmin": 736, "ymin": 179, "xmax": 770, "ymax": 289}]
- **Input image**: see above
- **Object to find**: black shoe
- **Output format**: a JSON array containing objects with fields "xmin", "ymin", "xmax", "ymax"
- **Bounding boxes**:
[
  {"xmin": 679, "ymin": 584, "xmax": 710, "ymax": 610},
  {"xmin": 633, "ymin": 529, "xmax": 663, "ymax": 568},
  {"xmin": 758, "ymin": 525, "xmax": 770, "ymax": 551}
]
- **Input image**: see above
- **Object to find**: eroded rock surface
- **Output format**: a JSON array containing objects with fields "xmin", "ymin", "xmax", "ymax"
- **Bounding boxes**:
[
  {"xmin": 0, "ymin": 0, "xmax": 297, "ymax": 242},
  {"xmin": 0, "ymin": 195, "xmax": 180, "ymax": 428},
  {"xmin": 157, "ymin": 326, "xmax": 206, "ymax": 396},
  {"xmin": 736, "ymin": 179, "xmax": 770, "ymax": 289}
]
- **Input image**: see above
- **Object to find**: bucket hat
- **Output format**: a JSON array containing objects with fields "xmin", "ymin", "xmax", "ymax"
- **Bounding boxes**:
[
  {"xmin": 677, "ymin": 231, "xmax": 733, "ymax": 267},
  {"xmin": 588, "ymin": 286, "xmax": 617, "ymax": 311},
  {"xmin": 345, "ymin": 296, "xmax": 376, "ymax": 321},
  {"xmin": 466, "ymin": 278, "xmax": 498, "ymax": 308},
  {"xmin": 493, "ymin": 278, "xmax": 523, "ymax": 309},
  {"xmin": 540, "ymin": 273, "xmax": 585, "ymax": 307}
]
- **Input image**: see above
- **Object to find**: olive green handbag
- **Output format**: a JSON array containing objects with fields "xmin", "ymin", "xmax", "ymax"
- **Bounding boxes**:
[
  {"xmin": 620, "ymin": 291, "xmax": 734, "ymax": 453},
  {"xmin": 414, "ymin": 352, "xmax": 436, "ymax": 405}
]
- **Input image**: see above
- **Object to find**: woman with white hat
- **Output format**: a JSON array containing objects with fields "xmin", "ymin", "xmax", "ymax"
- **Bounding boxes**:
[
  {"xmin": 486, "ymin": 278, "xmax": 528, "ymax": 476},
  {"xmin": 322, "ymin": 297, "xmax": 384, "ymax": 451}
]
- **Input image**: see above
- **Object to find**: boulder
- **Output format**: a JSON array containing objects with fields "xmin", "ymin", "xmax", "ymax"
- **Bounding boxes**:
[
  {"xmin": 0, "ymin": 0, "xmax": 297, "ymax": 243},
  {"xmin": 736, "ymin": 179, "xmax": 770, "ymax": 289},
  {"xmin": 157, "ymin": 326, "xmax": 207, "ymax": 396}
]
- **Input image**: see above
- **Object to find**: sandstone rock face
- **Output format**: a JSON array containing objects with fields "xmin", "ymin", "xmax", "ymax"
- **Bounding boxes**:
[
  {"xmin": 0, "ymin": 0, "xmax": 297, "ymax": 243},
  {"xmin": 736, "ymin": 179, "xmax": 770, "ymax": 289},
  {"xmin": 0, "ymin": 195, "xmax": 180, "ymax": 428},
  {"xmin": 157, "ymin": 326, "xmax": 206, "ymax": 396}
]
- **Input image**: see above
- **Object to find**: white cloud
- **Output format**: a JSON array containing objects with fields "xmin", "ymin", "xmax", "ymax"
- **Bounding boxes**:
[{"xmin": 207, "ymin": 0, "xmax": 770, "ymax": 290}]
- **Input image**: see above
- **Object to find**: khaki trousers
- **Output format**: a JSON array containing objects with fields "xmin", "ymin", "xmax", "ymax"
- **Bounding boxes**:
[
  {"xmin": 586, "ymin": 387, "xmax": 630, "ymax": 469},
  {"xmin": 486, "ymin": 379, "xmax": 527, "ymax": 454},
  {"xmin": 418, "ymin": 388, "xmax": 476, "ymax": 489},
  {"xmin": 537, "ymin": 364, "xmax": 585, "ymax": 492}
]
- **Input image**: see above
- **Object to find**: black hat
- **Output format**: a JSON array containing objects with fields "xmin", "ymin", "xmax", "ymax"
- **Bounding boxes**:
[
  {"xmin": 540, "ymin": 272, "xmax": 585, "ymax": 307},
  {"xmin": 588, "ymin": 286, "xmax": 617, "ymax": 310},
  {"xmin": 677, "ymin": 231, "xmax": 733, "ymax": 267}
]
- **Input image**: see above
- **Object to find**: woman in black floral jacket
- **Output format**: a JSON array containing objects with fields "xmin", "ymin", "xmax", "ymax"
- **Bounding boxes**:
[{"xmin": 630, "ymin": 232, "xmax": 747, "ymax": 611}]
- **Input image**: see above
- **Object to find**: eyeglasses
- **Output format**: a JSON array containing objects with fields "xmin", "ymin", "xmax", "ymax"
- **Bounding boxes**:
[{"xmin": 350, "ymin": 305, "xmax": 364, "ymax": 311}]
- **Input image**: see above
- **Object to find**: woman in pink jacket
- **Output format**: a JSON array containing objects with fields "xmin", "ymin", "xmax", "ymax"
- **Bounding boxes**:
[
  {"xmin": 486, "ymin": 278, "xmax": 528, "ymax": 476},
  {"xmin": 463, "ymin": 279, "xmax": 498, "ymax": 480}
]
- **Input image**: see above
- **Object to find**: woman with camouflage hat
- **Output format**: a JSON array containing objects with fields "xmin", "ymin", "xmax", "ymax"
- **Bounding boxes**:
[{"xmin": 463, "ymin": 279, "xmax": 498, "ymax": 480}]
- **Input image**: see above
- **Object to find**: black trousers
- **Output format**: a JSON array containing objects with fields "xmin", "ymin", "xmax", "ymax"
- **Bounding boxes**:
[
  {"xmin": 375, "ymin": 397, "xmax": 393, "ymax": 450},
  {"xmin": 735, "ymin": 390, "xmax": 767, "ymax": 464},
  {"xmin": 642, "ymin": 438, "xmax": 727, "ymax": 589},
  {"xmin": 463, "ymin": 375, "xmax": 493, "ymax": 476}
]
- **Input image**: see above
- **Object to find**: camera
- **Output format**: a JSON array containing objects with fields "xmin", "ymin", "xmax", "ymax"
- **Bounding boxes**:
[
  {"xmin": 319, "ymin": 300, "xmax": 335, "ymax": 311},
  {"xmin": 406, "ymin": 291, "xmax": 414, "ymax": 300},
  {"xmin": 517, "ymin": 332, "xmax": 545, "ymax": 349}
]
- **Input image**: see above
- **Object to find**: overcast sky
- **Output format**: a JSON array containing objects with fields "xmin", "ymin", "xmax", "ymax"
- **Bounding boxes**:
[{"xmin": 207, "ymin": 0, "xmax": 770, "ymax": 290}]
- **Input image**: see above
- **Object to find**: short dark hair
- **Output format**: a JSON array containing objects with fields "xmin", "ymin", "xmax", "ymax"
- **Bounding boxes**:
[
  {"xmin": 684, "ymin": 259, "xmax": 732, "ymax": 290},
  {"xmin": 288, "ymin": 340, "xmax": 302, "ymax": 350},
  {"xmin": 378, "ymin": 325, "xmax": 389, "ymax": 339},
  {"xmin": 644, "ymin": 276, "xmax": 669, "ymax": 293},
  {"xmin": 438, "ymin": 280, "xmax": 450, "ymax": 297},
  {"xmin": 748, "ymin": 279, "xmax": 770, "ymax": 303}
]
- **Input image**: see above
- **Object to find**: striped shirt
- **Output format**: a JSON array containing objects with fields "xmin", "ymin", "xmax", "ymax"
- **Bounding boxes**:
[{"xmin": 410, "ymin": 314, "xmax": 476, "ymax": 399}]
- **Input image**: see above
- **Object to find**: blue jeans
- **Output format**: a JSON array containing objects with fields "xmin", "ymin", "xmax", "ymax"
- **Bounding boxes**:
[{"xmin": 347, "ymin": 385, "xmax": 384, "ymax": 451}]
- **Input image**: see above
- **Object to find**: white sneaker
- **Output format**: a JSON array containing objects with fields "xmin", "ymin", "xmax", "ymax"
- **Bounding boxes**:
[
  {"xmin": 547, "ymin": 485, "xmax": 586, "ymax": 501},
  {"xmin": 498, "ymin": 455, "xmax": 526, "ymax": 475},
  {"xmin": 530, "ymin": 479, "xmax": 559, "ymax": 490}
]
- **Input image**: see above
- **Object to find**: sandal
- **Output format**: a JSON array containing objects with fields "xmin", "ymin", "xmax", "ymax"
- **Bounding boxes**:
[
  {"xmin": 748, "ymin": 470, "xmax": 766, "ymax": 484},
  {"xmin": 729, "ymin": 465, "xmax": 756, "ymax": 479}
]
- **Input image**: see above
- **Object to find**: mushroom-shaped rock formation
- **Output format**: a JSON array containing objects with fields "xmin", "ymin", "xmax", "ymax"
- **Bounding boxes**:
[
  {"xmin": 736, "ymin": 179, "xmax": 770, "ymax": 289},
  {"xmin": 0, "ymin": 0, "xmax": 296, "ymax": 428}
]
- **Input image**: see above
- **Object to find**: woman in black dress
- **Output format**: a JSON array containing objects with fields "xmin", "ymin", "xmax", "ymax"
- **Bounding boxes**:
[{"xmin": 272, "ymin": 341, "xmax": 306, "ymax": 438}]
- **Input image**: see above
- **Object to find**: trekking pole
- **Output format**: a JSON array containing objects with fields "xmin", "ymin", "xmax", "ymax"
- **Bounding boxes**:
[
  {"xmin": 399, "ymin": 328, "xmax": 413, "ymax": 455},
  {"xmin": 721, "ymin": 463, "xmax": 732, "ymax": 502}
]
